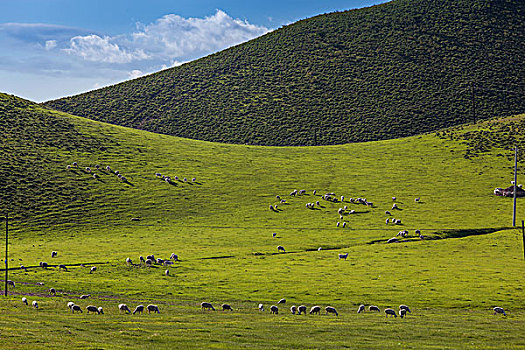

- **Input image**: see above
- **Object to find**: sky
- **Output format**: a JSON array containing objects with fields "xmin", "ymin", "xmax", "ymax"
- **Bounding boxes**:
[{"xmin": 0, "ymin": 0, "xmax": 386, "ymax": 102}]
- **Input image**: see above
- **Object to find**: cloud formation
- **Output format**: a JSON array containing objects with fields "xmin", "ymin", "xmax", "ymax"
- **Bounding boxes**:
[{"xmin": 63, "ymin": 10, "xmax": 268, "ymax": 64}]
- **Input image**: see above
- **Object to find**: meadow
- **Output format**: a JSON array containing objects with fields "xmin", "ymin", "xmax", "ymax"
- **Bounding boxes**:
[{"xmin": 0, "ymin": 107, "xmax": 524, "ymax": 349}]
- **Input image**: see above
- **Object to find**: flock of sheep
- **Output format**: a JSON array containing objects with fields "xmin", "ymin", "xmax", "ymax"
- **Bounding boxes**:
[{"xmin": 66, "ymin": 162, "xmax": 129, "ymax": 183}]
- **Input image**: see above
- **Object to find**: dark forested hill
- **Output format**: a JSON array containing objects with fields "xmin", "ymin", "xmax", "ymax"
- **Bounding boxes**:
[{"xmin": 44, "ymin": 0, "xmax": 525, "ymax": 146}]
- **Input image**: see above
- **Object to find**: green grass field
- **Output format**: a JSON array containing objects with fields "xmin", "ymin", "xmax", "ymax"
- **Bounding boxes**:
[{"xmin": 1, "ymin": 105, "xmax": 524, "ymax": 349}]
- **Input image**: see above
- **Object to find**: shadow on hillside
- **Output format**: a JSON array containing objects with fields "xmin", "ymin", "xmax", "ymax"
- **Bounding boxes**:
[{"xmin": 367, "ymin": 227, "xmax": 511, "ymax": 245}]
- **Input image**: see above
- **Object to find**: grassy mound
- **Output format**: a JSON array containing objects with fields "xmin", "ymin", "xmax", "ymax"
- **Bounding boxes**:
[
  {"xmin": 45, "ymin": 0, "xmax": 525, "ymax": 146},
  {"xmin": 2, "ymin": 94, "xmax": 525, "ymax": 348}
]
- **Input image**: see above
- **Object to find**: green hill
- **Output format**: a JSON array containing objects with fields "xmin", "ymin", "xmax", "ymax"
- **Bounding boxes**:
[
  {"xmin": 44, "ymin": 0, "xmax": 525, "ymax": 146},
  {"xmin": 2, "ymin": 92, "xmax": 525, "ymax": 349}
]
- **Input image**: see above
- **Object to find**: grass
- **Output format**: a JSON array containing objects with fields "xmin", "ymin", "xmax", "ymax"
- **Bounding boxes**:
[{"xmin": 1, "ymin": 95, "xmax": 525, "ymax": 348}]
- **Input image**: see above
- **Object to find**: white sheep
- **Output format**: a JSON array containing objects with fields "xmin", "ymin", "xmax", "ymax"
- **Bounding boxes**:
[
  {"xmin": 336, "ymin": 222, "xmax": 340, "ymax": 227},
  {"xmin": 399, "ymin": 304, "xmax": 412, "ymax": 313},
  {"xmin": 85, "ymin": 167, "xmax": 91, "ymax": 173},
  {"xmin": 90, "ymin": 266, "xmax": 97, "ymax": 274},
  {"xmin": 51, "ymin": 251, "xmax": 58, "ymax": 258},
  {"xmin": 201, "ymin": 302, "xmax": 215, "ymax": 311},
  {"xmin": 493, "ymin": 307, "xmax": 506, "ymax": 316},
  {"xmin": 32, "ymin": 300, "xmax": 39, "ymax": 309},
  {"xmin": 49, "ymin": 288, "xmax": 56, "ymax": 295},
  {"xmin": 98, "ymin": 307, "xmax": 104, "ymax": 314},
  {"xmin": 106, "ymin": 166, "xmax": 111, "ymax": 171},
  {"xmin": 258, "ymin": 303, "xmax": 264, "ymax": 312},
  {"xmin": 342, "ymin": 222, "xmax": 347, "ymax": 228},
  {"xmin": 341, "ymin": 196, "xmax": 345, "ymax": 202},
  {"xmin": 67, "ymin": 302, "xmax": 75, "ymax": 309},
  {"xmin": 298, "ymin": 305, "xmax": 307, "ymax": 315},
  {"xmin": 72, "ymin": 162, "xmax": 78, "ymax": 167},
  {"xmin": 415, "ymin": 197, "xmax": 420, "ymax": 203},
  {"xmin": 170, "ymin": 253, "xmax": 178, "ymax": 261},
  {"xmin": 357, "ymin": 304, "xmax": 365, "ymax": 313},
  {"xmin": 385, "ymin": 308, "xmax": 397, "ymax": 318},
  {"xmin": 278, "ymin": 298, "xmax": 286, "ymax": 304},
  {"xmin": 183, "ymin": 178, "xmax": 187, "ymax": 182},
  {"xmin": 119, "ymin": 303, "xmax": 131, "ymax": 313},
  {"xmin": 270, "ymin": 305, "xmax": 279, "ymax": 314},
  {"xmin": 272, "ymin": 232, "xmax": 277, "ymax": 238},
  {"xmin": 385, "ymin": 218, "xmax": 390, "ymax": 224},
  {"xmin": 7, "ymin": 280, "xmax": 15, "ymax": 288},
  {"xmin": 392, "ymin": 197, "xmax": 396, "ymax": 201},
  {"xmin": 80, "ymin": 294, "xmax": 91, "ymax": 299},
  {"xmin": 72, "ymin": 304, "xmax": 82, "ymax": 313},
  {"xmin": 385, "ymin": 210, "xmax": 391, "ymax": 216},
  {"xmin": 126, "ymin": 257, "xmax": 132, "ymax": 265},
  {"xmin": 147, "ymin": 304, "xmax": 159, "ymax": 313},
  {"xmin": 22, "ymin": 297, "xmax": 28, "ymax": 305},
  {"xmin": 290, "ymin": 305, "xmax": 297, "ymax": 314},
  {"xmin": 165, "ymin": 269, "xmax": 169, "ymax": 276},
  {"xmin": 133, "ymin": 305, "xmax": 144, "ymax": 314},
  {"xmin": 399, "ymin": 308, "xmax": 407, "ymax": 318},
  {"xmin": 192, "ymin": 177, "xmax": 196, "ymax": 182},
  {"xmin": 66, "ymin": 165, "xmax": 71, "ymax": 170},
  {"xmin": 387, "ymin": 237, "xmax": 399, "ymax": 243},
  {"xmin": 277, "ymin": 245, "xmax": 286, "ymax": 253},
  {"xmin": 86, "ymin": 305, "xmax": 100, "ymax": 314},
  {"xmin": 392, "ymin": 203, "xmax": 398, "ymax": 210},
  {"xmin": 309, "ymin": 306, "xmax": 321, "ymax": 315},
  {"xmin": 325, "ymin": 306, "xmax": 338, "ymax": 316},
  {"xmin": 93, "ymin": 174, "xmax": 98, "ymax": 179},
  {"xmin": 369, "ymin": 305, "xmax": 380, "ymax": 312},
  {"xmin": 338, "ymin": 253, "xmax": 349, "ymax": 260}
]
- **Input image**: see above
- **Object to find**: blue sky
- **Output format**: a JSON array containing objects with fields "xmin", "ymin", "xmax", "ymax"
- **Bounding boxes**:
[{"xmin": 0, "ymin": 0, "xmax": 386, "ymax": 102}]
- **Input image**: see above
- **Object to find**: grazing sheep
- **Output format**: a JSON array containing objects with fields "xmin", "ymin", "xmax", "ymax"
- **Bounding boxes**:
[
  {"xmin": 140, "ymin": 256, "xmax": 145, "ymax": 264},
  {"xmin": 493, "ymin": 307, "xmax": 506, "ymax": 316},
  {"xmin": 72, "ymin": 304, "xmax": 82, "ymax": 313},
  {"xmin": 133, "ymin": 305, "xmax": 144, "ymax": 314},
  {"xmin": 392, "ymin": 203, "xmax": 398, "ymax": 210},
  {"xmin": 192, "ymin": 177, "xmax": 196, "ymax": 182},
  {"xmin": 290, "ymin": 305, "xmax": 297, "ymax": 314},
  {"xmin": 147, "ymin": 304, "xmax": 160, "ymax": 313},
  {"xmin": 269, "ymin": 205, "xmax": 274, "ymax": 211},
  {"xmin": 277, "ymin": 245, "xmax": 286, "ymax": 253},
  {"xmin": 170, "ymin": 253, "xmax": 178, "ymax": 261},
  {"xmin": 415, "ymin": 229, "xmax": 421, "ymax": 235},
  {"xmin": 201, "ymin": 302, "xmax": 216, "ymax": 311},
  {"xmin": 165, "ymin": 269, "xmax": 169, "ymax": 276},
  {"xmin": 58, "ymin": 264, "xmax": 68, "ymax": 271},
  {"xmin": 155, "ymin": 173, "xmax": 162, "ymax": 177},
  {"xmin": 369, "ymin": 305, "xmax": 380, "ymax": 312},
  {"xmin": 298, "ymin": 305, "xmax": 307, "ymax": 315},
  {"xmin": 93, "ymin": 174, "xmax": 98, "ymax": 179},
  {"xmin": 119, "ymin": 304, "xmax": 131, "ymax": 313},
  {"xmin": 309, "ymin": 306, "xmax": 321, "ymax": 315},
  {"xmin": 280, "ymin": 199, "xmax": 286, "ymax": 204},
  {"xmin": 258, "ymin": 303, "xmax": 264, "ymax": 312},
  {"xmin": 49, "ymin": 288, "xmax": 56, "ymax": 295},
  {"xmin": 385, "ymin": 211, "xmax": 391, "ymax": 216},
  {"xmin": 325, "ymin": 306, "xmax": 338, "ymax": 316},
  {"xmin": 290, "ymin": 190, "xmax": 297, "ymax": 197},
  {"xmin": 316, "ymin": 201, "xmax": 320, "ymax": 206},
  {"xmin": 126, "ymin": 257, "xmax": 132, "ymax": 265},
  {"xmin": 106, "ymin": 166, "xmax": 111, "ymax": 171},
  {"xmin": 95, "ymin": 164, "xmax": 100, "ymax": 170},
  {"xmin": 392, "ymin": 197, "xmax": 396, "ymax": 201},
  {"xmin": 98, "ymin": 307, "xmax": 104, "ymax": 314},
  {"xmin": 336, "ymin": 222, "xmax": 340, "ymax": 227},
  {"xmin": 145, "ymin": 259, "xmax": 154, "ymax": 266},
  {"xmin": 86, "ymin": 305, "xmax": 100, "ymax": 314},
  {"xmin": 80, "ymin": 294, "xmax": 91, "ymax": 299},
  {"xmin": 349, "ymin": 210, "xmax": 355, "ymax": 214},
  {"xmin": 174, "ymin": 176, "xmax": 179, "ymax": 181},
  {"xmin": 6, "ymin": 280, "xmax": 15, "ymax": 288},
  {"xmin": 387, "ymin": 237, "xmax": 399, "ymax": 243},
  {"xmin": 22, "ymin": 297, "xmax": 28, "ymax": 305},
  {"xmin": 278, "ymin": 298, "xmax": 286, "ymax": 304},
  {"xmin": 51, "ymin": 251, "xmax": 58, "ymax": 258},
  {"xmin": 66, "ymin": 165, "xmax": 71, "ymax": 170},
  {"xmin": 272, "ymin": 232, "xmax": 277, "ymax": 238},
  {"xmin": 318, "ymin": 247, "xmax": 322, "ymax": 251},
  {"xmin": 385, "ymin": 218, "xmax": 390, "ymax": 224},
  {"xmin": 114, "ymin": 170, "xmax": 119, "ymax": 175},
  {"xmin": 40, "ymin": 262, "xmax": 48, "ymax": 269},
  {"xmin": 72, "ymin": 162, "xmax": 78, "ymax": 167},
  {"xmin": 222, "ymin": 304, "xmax": 233, "ymax": 311},
  {"xmin": 341, "ymin": 196, "xmax": 345, "ymax": 202},
  {"xmin": 20, "ymin": 265, "xmax": 27, "ymax": 271},
  {"xmin": 399, "ymin": 308, "xmax": 407, "ymax": 318},
  {"xmin": 85, "ymin": 167, "xmax": 91, "ymax": 173},
  {"xmin": 32, "ymin": 301, "xmax": 39, "ymax": 309},
  {"xmin": 342, "ymin": 222, "xmax": 347, "ymax": 228},
  {"xmin": 357, "ymin": 304, "xmax": 365, "ymax": 313},
  {"xmin": 67, "ymin": 302, "xmax": 75, "ymax": 309},
  {"xmin": 338, "ymin": 253, "xmax": 349, "ymax": 260},
  {"xmin": 270, "ymin": 305, "xmax": 279, "ymax": 314},
  {"xmin": 313, "ymin": 190, "xmax": 316, "ymax": 195},
  {"xmin": 415, "ymin": 197, "xmax": 420, "ymax": 203},
  {"xmin": 156, "ymin": 258, "xmax": 164, "ymax": 265},
  {"xmin": 90, "ymin": 266, "xmax": 97, "ymax": 274},
  {"xmin": 385, "ymin": 308, "xmax": 397, "ymax": 318}
]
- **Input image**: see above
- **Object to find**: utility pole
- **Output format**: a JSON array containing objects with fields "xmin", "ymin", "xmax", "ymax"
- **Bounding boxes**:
[
  {"xmin": 4, "ymin": 211, "xmax": 8, "ymax": 296},
  {"xmin": 513, "ymin": 147, "xmax": 518, "ymax": 227},
  {"xmin": 471, "ymin": 82, "xmax": 476, "ymax": 124}
]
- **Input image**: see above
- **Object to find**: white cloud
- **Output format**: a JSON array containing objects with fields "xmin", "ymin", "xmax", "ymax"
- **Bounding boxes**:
[
  {"xmin": 61, "ymin": 10, "xmax": 268, "ymax": 65},
  {"xmin": 64, "ymin": 35, "xmax": 150, "ymax": 63},
  {"xmin": 45, "ymin": 40, "xmax": 57, "ymax": 51},
  {"xmin": 128, "ymin": 69, "xmax": 144, "ymax": 79}
]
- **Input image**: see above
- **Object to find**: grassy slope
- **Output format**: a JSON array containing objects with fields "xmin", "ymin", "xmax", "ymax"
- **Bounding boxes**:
[
  {"xmin": 44, "ymin": 0, "xmax": 525, "ymax": 146},
  {"xmin": 1, "ymin": 95, "xmax": 524, "ymax": 348}
]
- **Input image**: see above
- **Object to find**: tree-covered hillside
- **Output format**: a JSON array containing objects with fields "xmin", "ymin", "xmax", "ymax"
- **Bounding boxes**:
[{"xmin": 43, "ymin": 0, "xmax": 525, "ymax": 146}]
